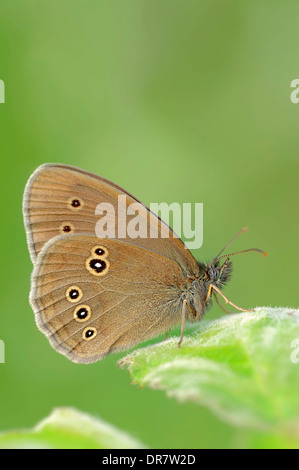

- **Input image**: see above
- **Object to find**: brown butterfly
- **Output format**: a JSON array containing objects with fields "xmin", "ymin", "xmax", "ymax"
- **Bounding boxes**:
[{"xmin": 23, "ymin": 164, "xmax": 266, "ymax": 364}]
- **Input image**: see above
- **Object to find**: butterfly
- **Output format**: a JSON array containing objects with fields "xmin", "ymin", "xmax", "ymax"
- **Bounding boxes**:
[{"xmin": 23, "ymin": 164, "xmax": 266, "ymax": 364}]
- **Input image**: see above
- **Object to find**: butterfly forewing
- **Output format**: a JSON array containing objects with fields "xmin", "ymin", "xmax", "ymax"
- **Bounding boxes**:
[{"xmin": 23, "ymin": 164, "xmax": 198, "ymax": 276}]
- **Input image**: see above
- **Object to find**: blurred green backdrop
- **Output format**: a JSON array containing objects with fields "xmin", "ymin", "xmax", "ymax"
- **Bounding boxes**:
[{"xmin": 0, "ymin": 0, "xmax": 298, "ymax": 449}]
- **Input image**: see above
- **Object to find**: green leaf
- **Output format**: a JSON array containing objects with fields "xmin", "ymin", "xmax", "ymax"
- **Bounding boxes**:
[
  {"xmin": 119, "ymin": 307, "xmax": 299, "ymax": 437},
  {"xmin": 0, "ymin": 408, "xmax": 146, "ymax": 449}
]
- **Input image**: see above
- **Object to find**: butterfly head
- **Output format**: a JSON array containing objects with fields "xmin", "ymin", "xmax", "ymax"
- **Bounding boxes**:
[
  {"xmin": 191, "ymin": 228, "xmax": 267, "ymax": 315},
  {"xmin": 205, "ymin": 257, "xmax": 232, "ymax": 289},
  {"xmin": 193, "ymin": 258, "xmax": 232, "ymax": 313}
]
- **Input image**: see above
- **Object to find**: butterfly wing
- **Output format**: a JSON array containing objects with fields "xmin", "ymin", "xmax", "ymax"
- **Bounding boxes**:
[
  {"xmin": 23, "ymin": 164, "xmax": 199, "ymax": 277},
  {"xmin": 30, "ymin": 234, "xmax": 188, "ymax": 364}
]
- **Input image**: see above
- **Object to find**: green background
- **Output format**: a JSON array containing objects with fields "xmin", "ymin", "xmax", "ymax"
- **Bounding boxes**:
[{"xmin": 0, "ymin": 0, "xmax": 298, "ymax": 448}]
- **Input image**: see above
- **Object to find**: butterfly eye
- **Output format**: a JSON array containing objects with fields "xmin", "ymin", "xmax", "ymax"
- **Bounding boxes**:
[
  {"xmin": 86, "ymin": 257, "xmax": 110, "ymax": 276},
  {"xmin": 83, "ymin": 327, "xmax": 97, "ymax": 341},
  {"xmin": 74, "ymin": 305, "xmax": 91, "ymax": 322},
  {"xmin": 92, "ymin": 245, "xmax": 108, "ymax": 258},
  {"xmin": 68, "ymin": 197, "xmax": 83, "ymax": 210},
  {"xmin": 66, "ymin": 286, "xmax": 83, "ymax": 303},
  {"xmin": 60, "ymin": 222, "xmax": 74, "ymax": 234},
  {"xmin": 208, "ymin": 266, "xmax": 219, "ymax": 281}
]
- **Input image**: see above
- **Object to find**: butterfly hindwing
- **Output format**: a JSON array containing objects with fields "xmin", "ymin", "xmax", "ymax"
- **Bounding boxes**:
[{"xmin": 30, "ymin": 234, "xmax": 187, "ymax": 363}]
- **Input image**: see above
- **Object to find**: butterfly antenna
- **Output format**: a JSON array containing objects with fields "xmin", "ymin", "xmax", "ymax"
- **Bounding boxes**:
[
  {"xmin": 215, "ymin": 227, "xmax": 249, "ymax": 260},
  {"xmin": 217, "ymin": 248, "xmax": 267, "ymax": 262}
]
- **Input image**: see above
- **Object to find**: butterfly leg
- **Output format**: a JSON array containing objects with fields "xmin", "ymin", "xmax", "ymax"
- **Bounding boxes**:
[
  {"xmin": 178, "ymin": 299, "xmax": 187, "ymax": 348},
  {"xmin": 213, "ymin": 291, "xmax": 233, "ymax": 314},
  {"xmin": 205, "ymin": 284, "xmax": 213, "ymax": 303},
  {"xmin": 211, "ymin": 285, "xmax": 253, "ymax": 312}
]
